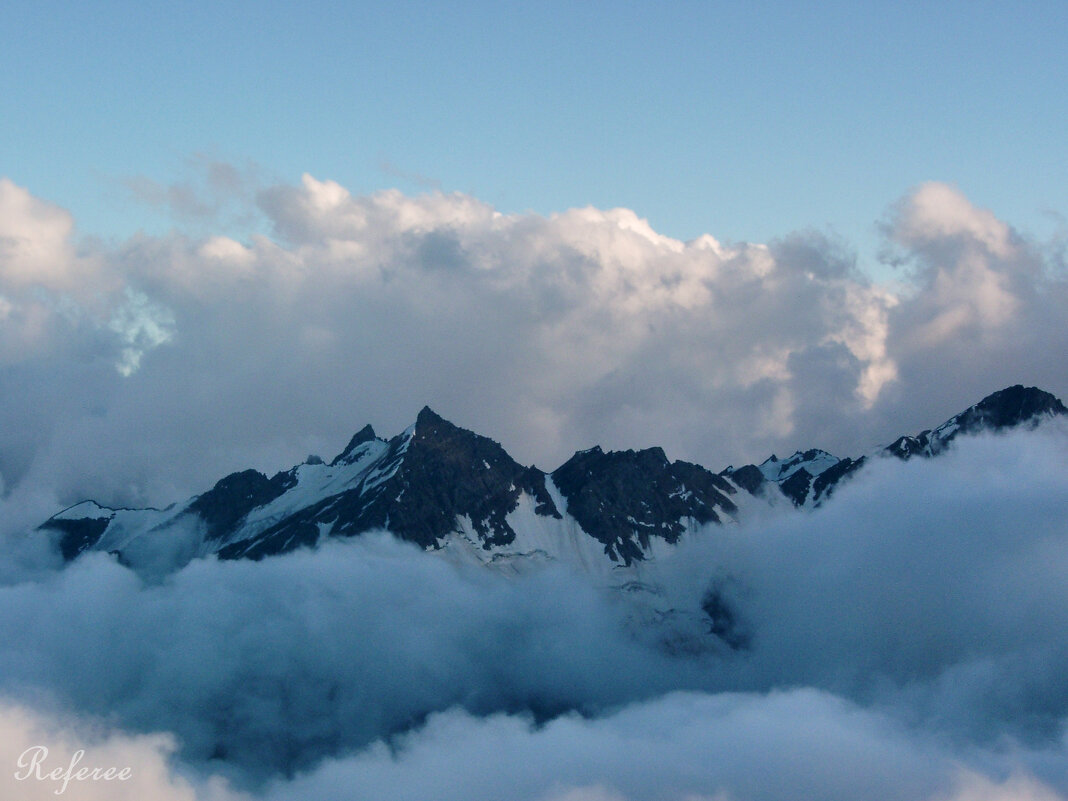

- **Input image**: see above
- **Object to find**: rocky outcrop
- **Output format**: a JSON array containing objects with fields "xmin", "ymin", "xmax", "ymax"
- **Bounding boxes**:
[{"xmin": 552, "ymin": 446, "xmax": 737, "ymax": 565}]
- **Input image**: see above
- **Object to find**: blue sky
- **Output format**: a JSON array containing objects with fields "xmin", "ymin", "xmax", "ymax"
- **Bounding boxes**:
[{"xmin": 3, "ymin": 0, "xmax": 1066, "ymax": 272}]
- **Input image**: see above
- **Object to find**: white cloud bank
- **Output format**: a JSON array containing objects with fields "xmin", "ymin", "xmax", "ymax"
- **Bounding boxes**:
[
  {"xmin": 2, "ymin": 694, "xmax": 1066, "ymax": 801},
  {"xmin": 0, "ymin": 174, "xmax": 1066, "ymax": 509},
  {"xmin": 0, "ymin": 428, "xmax": 1067, "ymax": 800}
]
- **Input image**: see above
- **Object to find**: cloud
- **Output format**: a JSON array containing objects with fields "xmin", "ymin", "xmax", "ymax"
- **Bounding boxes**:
[
  {"xmin": 0, "ymin": 173, "xmax": 1066, "ymax": 519},
  {"xmin": 653, "ymin": 426, "xmax": 1068, "ymax": 743},
  {"xmin": 0, "ymin": 426, "xmax": 1067, "ymax": 800},
  {"xmin": 864, "ymin": 182, "xmax": 1068, "ymax": 443},
  {"xmin": 0, "ymin": 701, "xmax": 242, "ymax": 801},
  {"xmin": 262, "ymin": 690, "xmax": 1068, "ymax": 801},
  {"xmin": 122, "ymin": 156, "xmax": 264, "ymax": 233},
  {"xmin": 2, "ymin": 690, "xmax": 1065, "ymax": 801},
  {"xmin": 0, "ymin": 533, "xmax": 715, "ymax": 780},
  {"xmin": 0, "ymin": 178, "xmax": 90, "ymax": 292},
  {"xmin": 885, "ymin": 182, "xmax": 1023, "ymax": 343},
  {"xmin": 265, "ymin": 691, "xmax": 951, "ymax": 801}
]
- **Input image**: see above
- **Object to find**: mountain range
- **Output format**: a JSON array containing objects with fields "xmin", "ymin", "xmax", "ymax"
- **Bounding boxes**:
[{"xmin": 40, "ymin": 385, "xmax": 1067, "ymax": 579}]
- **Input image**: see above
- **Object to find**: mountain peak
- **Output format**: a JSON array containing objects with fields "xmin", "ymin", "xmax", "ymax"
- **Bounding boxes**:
[
  {"xmin": 38, "ymin": 384, "xmax": 1067, "ymax": 570},
  {"xmin": 725, "ymin": 384, "xmax": 1067, "ymax": 509},
  {"xmin": 412, "ymin": 407, "xmax": 473, "ymax": 448},
  {"xmin": 414, "ymin": 406, "xmax": 458, "ymax": 434},
  {"xmin": 923, "ymin": 384, "xmax": 1067, "ymax": 455},
  {"xmin": 969, "ymin": 385, "xmax": 1067, "ymax": 428},
  {"xmin": 331, "ymin": 423, "xmax": 379, "ymax": 466},
  {"xmin": 416, "ymin": 405, "xmax": 443, "ymax": 421},
  {"xmin": 551, "ymin": 444, "xmax": 737, "ymax": 565}
]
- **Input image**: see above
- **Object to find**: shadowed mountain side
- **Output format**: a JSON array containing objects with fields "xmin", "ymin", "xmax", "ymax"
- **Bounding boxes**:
[{"xmin": 39, "ymin": 385, "xmax": 1066, "ymax": 571}]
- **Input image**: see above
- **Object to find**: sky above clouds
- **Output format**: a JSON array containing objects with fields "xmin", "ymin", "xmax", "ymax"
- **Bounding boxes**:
[{"xmin": 2, "ymin": 1, "xmax": 1067, "ymax": 263}]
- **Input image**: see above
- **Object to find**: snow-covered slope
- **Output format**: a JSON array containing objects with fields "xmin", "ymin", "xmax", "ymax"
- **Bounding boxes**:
[{"xmin": 40, "ymin": 385, "xmax": 1067, "ymax": 576}]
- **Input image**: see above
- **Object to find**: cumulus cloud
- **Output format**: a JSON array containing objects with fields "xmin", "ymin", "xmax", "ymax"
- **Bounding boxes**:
[
  {"xmin": 0, "ymin": 180, "xmax": 110, "ymax": 369},
  {"xmin": 1, "ymin": 173, "xmax": 1066, "ymax": 508},
  {"xmin": 0, "ymin": 177, "xmax": 91, "ymax": 292},
  {"xmin": 872, "ymin": 183, "xmax": 1068, "ymax": 439}
]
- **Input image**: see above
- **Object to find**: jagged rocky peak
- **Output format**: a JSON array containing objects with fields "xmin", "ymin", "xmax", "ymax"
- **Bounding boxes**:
[
  {"xmin": 934, "ymin": 384, "xmax": 1066, "ymax": 440},
  {"xmin": 217, "ymin": 408, "xmax": 562, "ymax": 560},
  {"xmin": 881, "ymin": 385, "xmax": 1066, "ymax": 462},
  {"xmin": 376, "ymin": 405, "xmax": 562, "ymax": 549},
  {"xmin": 723, "ymin": 447, "xmax": 842, "ymax": 504},
  {"xmin": 885, "ymin": 435, "xmax": 926, "ymax": 459},
  {"xmin": 552, "ymin": 444, "xmax": 738, "ymax": 566},
  {"xmin": 723, "ymin": 385, "xmax": 1067, "ymax": 510},
  {"xmin": 36, "ymin": 384, "xmax": 1068, "ymax": 571},
  {"xmin": 330, "ymin": 423, "xmax": 380, "ymax": 465},
  {"xmin": 759, "ymin": 449, "xmax": 839, "ymax": 482},
  {"xmin": 721, "ymin": 464, "xmax": 765, "ymax": 495},
  {"xmin": 408, "ymin": 405, "xmax": 478, "ymax": 453}
]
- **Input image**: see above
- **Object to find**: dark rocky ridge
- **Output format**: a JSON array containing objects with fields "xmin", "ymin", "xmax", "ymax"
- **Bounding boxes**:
[
  {"xmin": 378, "ymin": 407, "xmax": 561, "ymax": 549},
  {"xmin": 39, "ymin": 385, "xmax": 1067, "ymax": 567},
  {"xmin": 887, "ymin": 383, "xmax": 1068, "ymax": 461},
  {"xmin": 722, "ymin": 385, "xmax": 1066, "ymax": 507},
  {"xmin": 220, "ymin": 407, "xmax": 561, "ymax": 559},
  {"xmin": 811, "ymin": 456, "xmax": 865, "ymax": 503},
  {"xmin": 188, "ymin": 469, "xmax": 295, "ymax": 542},
  {"xmin": 551, "ymin": 446, "xmax": 737, "ymax": 565},
  {"xmin": 46, "ymin": 516, "xmax": 113, "ymax": 561},
  {"xmin": 721, "ymin": 464, "xmax": 764, "ymax": 495}
]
